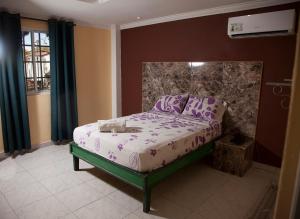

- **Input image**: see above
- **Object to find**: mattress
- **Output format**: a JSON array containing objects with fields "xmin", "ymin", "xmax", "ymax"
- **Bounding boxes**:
[{"xmin": 73, "ymin": 111, "xmax": 222, "ymax": 172}]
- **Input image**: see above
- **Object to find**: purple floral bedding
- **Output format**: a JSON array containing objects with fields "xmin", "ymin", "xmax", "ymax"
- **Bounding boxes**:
[{"xmin": 73, "ymin": 111, "xmax": 222, "ymax": 172}]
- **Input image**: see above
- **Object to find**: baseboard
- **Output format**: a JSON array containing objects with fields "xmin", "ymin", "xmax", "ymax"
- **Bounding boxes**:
[
  {"xmin": 248, "ymin": 161, "xmax": 280, "ymax": 219},
  {"xmin": 249, "ymin": 183, "xmax": 278, "ymax": 219},
  {"xmin": 253, "ymin": 161, "xmax": 281, "ymax": 174}
]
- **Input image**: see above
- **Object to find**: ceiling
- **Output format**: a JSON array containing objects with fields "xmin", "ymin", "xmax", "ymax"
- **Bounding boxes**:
[{"xmin": 0, "ymin": 0, "xmax": 295, "ymax": 28}]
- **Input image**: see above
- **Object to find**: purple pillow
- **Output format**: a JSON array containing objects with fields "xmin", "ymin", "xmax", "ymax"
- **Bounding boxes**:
[
  {"xmin": 182, "ymin": 96, "xmax": 204, "ymax": 118},
  {"xmin": 201, "ymin": 97, "xmax": 226, "ymax": 121},
  {"xmin": 182, "ymin": 96, "xmax": 226, "ymax": 121},
  {"xmin": 152, "ymin": 94, "xmax": 189, "ymax": 114}
]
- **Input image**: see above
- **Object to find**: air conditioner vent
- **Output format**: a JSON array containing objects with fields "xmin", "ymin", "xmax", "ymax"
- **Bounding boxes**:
[{"xmin": 228, "ymin": 9, "xmax": 295, "ymax": 38}]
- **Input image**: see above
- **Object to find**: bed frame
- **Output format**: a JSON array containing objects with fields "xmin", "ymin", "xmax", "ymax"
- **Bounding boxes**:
[{"xmin": 70, "ymin": 141, "xmax": 214, "ymax": 212}]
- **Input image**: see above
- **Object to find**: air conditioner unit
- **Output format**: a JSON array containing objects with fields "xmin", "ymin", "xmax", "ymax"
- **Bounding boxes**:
[{"xmin": 228, "ymin": 9, "xmax": 296, "ymax": 38}]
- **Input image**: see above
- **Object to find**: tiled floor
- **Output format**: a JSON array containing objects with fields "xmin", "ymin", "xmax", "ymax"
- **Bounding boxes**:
[{"xmin": 0, "ymin": 145, "xmax": 279, "ymax": 219}]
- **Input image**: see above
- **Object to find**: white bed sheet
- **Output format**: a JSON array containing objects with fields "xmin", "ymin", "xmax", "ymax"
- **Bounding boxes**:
[{"xmin": 73, "ymin": 111, "xmax": 221, "ymax": 172}]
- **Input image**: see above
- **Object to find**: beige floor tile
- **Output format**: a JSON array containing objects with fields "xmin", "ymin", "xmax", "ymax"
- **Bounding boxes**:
[
  {"xmin": 132, "ymin": 196, "xmax": 191, "ymax": 219},
  {"xmin": 192, "ymin": 194, "xmax": 245, "ymax": 219},
  {"xmin": 11, "ymin": 145, "xmax": 62, "ymax": 163},
  {"xmin": 218, "ymin": 177, "xmax": 269, "ymax": 209},
  {"xmin": 16, "ymin": 196, "xmax": 70, "ymax": 219},
  {"xmin": 4, "ymin": 181, "xmax": 51, "ymax": 211},
  {"xmin": 107, "ymin": 184, "xmax": 143, "ymax": 212},
  {"xmin": 74, "ymin": 196, "xmax": 131, "ymax": 219},
  {"xmin": 0, "ymin": 192, "xmax": 14, "ymax": 215},
  {"xmin": 14, "ymin": 146, "xmax": 63, "ymax": 166},
  {"xmin": 158, "ymin": 167, "xmax": 229, "ymax": 211},
  {"xmin": 0, "ymin": 171, "xmax": 36, "ymax": 193},
  {"xmin": 35, "ymin": 145, "xmax": 66, "ymax": 155},
  {"xmin": 27, "ymin": 162, "xmax": 66, "ymax": 181},
  {"xmin": 40, "ymin": 171, "xmax": 84, "ymax": 194},
  {"xmin": 59, "ymin": 213, "xmax": 79, "ymax": 219},
  {"xmin": 124, "ymin": 213, "xmax": 140, "ymax": 219},
  {"xmin": 191, "ymin": 172, "xmax": 273, "ymax": 219},
  {"xmin": 0, "ymin": 157, "xmax": 25, "ymax": 178},
  {"xmin": 54, "ymin": 157, "xmax": 75, "ymax": 173},
  {"xmin": 55, "ymin": 183, "xmax": 104, "ymax": 211},
  {"xmin": 16, "ymin": 155, "xmax": 54, "ymax": 170},
  {"xmin": 185, "ymin": 211, "xmax": 214, "ymax": 219},
  {"xmin": 58, "ymin": 158, "xmax": 95, "ymax": 173},
  {"xmin": 253, "ymin": 162, "xmax": 280, "ymax": 175},
  {"xmin": 11, "ymin": 151, "xmax": 39, "ymax": 162},
  {"xmin": 49, "ymin": 149, "xmax": 73, "ymax": 162},
  {"xmin": 86, "ymin": 178, "xmax": 118, "ymax": 195},
  {"xmin": 72, "ymin": 169, "xmax": 100, "ymax": 182},
  {"xmin": 79, "ymin": 159, "xmax": 94, "ymax": 169},
  {"xmin": 1, "ymin": 146, "xmax": 280, "ymax": 219},
  {"xmin": 59, "ymin": 144, "xmax": 71, "ymax": 151},
  {"xmin": 1, "ymin": 211, "xmax": 18, "ymax": 219},
  {"xmin": 235, "ymin": 167, "xmax": 278, "ymax": 188}
]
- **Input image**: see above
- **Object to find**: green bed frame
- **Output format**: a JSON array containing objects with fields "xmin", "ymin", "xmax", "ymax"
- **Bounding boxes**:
[{"xmin": 70, "ymin": 141, "xmax": 214, "ymax": 212}]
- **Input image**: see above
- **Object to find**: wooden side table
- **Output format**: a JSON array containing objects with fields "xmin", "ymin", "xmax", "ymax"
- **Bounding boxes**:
[{"xmin": 212, "ymin": 135, "xmax": 254, "ymax": 177}]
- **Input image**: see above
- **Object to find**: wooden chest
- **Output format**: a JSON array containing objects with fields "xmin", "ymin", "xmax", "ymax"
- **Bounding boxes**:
[{"xmin": 212, "ymin": 135, "xmax": 254, "ymax": 177}]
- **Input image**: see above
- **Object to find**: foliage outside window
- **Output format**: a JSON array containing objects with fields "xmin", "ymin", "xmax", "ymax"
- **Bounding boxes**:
[{"xmin": 22, "ymin": 31, "xmax": 50, "ymax": 93}]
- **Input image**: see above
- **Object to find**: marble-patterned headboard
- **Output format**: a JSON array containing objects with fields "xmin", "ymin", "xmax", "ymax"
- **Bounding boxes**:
[{"xmin": 142, "ymin": 62, "xmax": 263, "ymax": 138}]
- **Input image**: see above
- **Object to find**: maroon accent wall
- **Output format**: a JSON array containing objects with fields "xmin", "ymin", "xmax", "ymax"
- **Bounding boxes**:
[{"xmin": 121, "ymin": 3, "xmax": 299, "ymax": 167}]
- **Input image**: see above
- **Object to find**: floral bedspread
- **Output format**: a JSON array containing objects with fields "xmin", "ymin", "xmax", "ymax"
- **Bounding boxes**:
[{"xmin": 73, "ymin": 111, "xmax": 222, "ymax": 172}]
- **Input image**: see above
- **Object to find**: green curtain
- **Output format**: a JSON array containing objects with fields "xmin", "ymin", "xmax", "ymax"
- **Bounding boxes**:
[
  {"xmin": 0, "ymin": 12, "xmax": 31, "ymax": 153},
  {"xmin": 48, "ymin": 19, "xmax": 78, "ymax": 143}
]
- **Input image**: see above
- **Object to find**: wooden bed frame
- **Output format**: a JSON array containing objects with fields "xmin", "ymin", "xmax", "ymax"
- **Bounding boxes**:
[{"xmin": 70, "ymin": 141, "xmax": 214, "ymax": 212}]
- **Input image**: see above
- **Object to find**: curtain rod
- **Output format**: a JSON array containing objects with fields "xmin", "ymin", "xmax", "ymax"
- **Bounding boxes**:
[
  {"xmin": 21, "ymin": 16, "xmax": 47, "ymax": 22},
  {"xmin": 21, "ymin": 16, "xmax": 76, "ymax": 26}
]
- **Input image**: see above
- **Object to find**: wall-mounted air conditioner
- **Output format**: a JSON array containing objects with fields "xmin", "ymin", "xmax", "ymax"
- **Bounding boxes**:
[{"xmin": 228, "ymin": 9, "xmax": 296, "ymax": 38}]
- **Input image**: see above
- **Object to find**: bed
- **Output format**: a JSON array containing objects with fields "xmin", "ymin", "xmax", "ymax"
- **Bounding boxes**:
[{"xmin": 70, "ymin": 111, "xmax": 222, "ymax": 212}]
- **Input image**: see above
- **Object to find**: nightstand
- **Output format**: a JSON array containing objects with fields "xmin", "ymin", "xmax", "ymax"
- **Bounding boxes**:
[{"xmin": 212, "ymin": 134, "xmax": 254, "ymax": 177}]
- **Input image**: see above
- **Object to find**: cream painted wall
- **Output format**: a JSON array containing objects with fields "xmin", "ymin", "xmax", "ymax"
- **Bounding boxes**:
[
  {"xmin": 74, "ymin": 25, "xmax": 112, "ymax": 125},
  {"xmin": 0, "ymin": 19, "xmax": 111, "ymax": 153},
  {"xmin": 274, "ymin": 15, "xmax": 300, "ymax": 219},
  {"xmin": 21, "ymin": 18, "xmax": 48, "ymax": 31},
  {"xmin": 27, "ymin": 94, "xmax": 51, "ymax": 146}
]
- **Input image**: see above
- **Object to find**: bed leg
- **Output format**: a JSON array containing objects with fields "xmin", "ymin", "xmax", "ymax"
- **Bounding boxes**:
[
  {"xmin": 143, "ymin": 186, "xmax": 151, "ymax": 213},
  {"xmin": 73, "ymin": 156, "xmax": 79, "ymax": 171}
]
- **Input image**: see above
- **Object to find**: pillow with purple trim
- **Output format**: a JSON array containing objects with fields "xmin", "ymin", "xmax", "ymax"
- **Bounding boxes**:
[
  {"xmin": 152, "ymin": 96, "xmax": 166, "ymax": 112},
  {"xmin": 152, "ymin": 94, "xmax": 189, "ymax": 114},
  {"xmin": 182, "ymin": 96, "xmax": 226, "ymax": 122},
  {"xmin": 201, "ymin": 96, "xmax": 226, "ymax": 122},
  {"xmin": 182, "ymin": 96, "xmax": 204, "ymax": 118}
]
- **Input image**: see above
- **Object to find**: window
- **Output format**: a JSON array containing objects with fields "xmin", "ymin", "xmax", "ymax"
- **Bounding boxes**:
[{"xmin": 22, "ymin": 31, "xmax": 50, "ymax": 93}]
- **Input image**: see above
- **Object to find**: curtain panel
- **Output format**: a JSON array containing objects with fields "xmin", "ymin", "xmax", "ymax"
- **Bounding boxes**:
[
  {"xmin": 0, "ymin": 12, "xmax": 31, "ymax": 153},
  {"xmin": 48, "ymin": 19, "xmax": 78, "ymax": 143}
]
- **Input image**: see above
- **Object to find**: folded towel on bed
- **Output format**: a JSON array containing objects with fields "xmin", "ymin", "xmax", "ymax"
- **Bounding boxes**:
[{"xmin": 98, "ymin": 119, "xmax": 126, "ymax": 133}]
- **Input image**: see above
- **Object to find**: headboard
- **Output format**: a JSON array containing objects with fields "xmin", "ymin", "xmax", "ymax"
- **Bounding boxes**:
[{"xmin": 142, "ymin": 61, "xmax": 263, "ymax": 138}]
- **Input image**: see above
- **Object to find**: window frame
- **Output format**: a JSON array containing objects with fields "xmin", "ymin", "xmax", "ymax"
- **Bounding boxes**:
[{"xmin": 21, "ymin": 29, "xmax": 51, "ymax": 95}]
